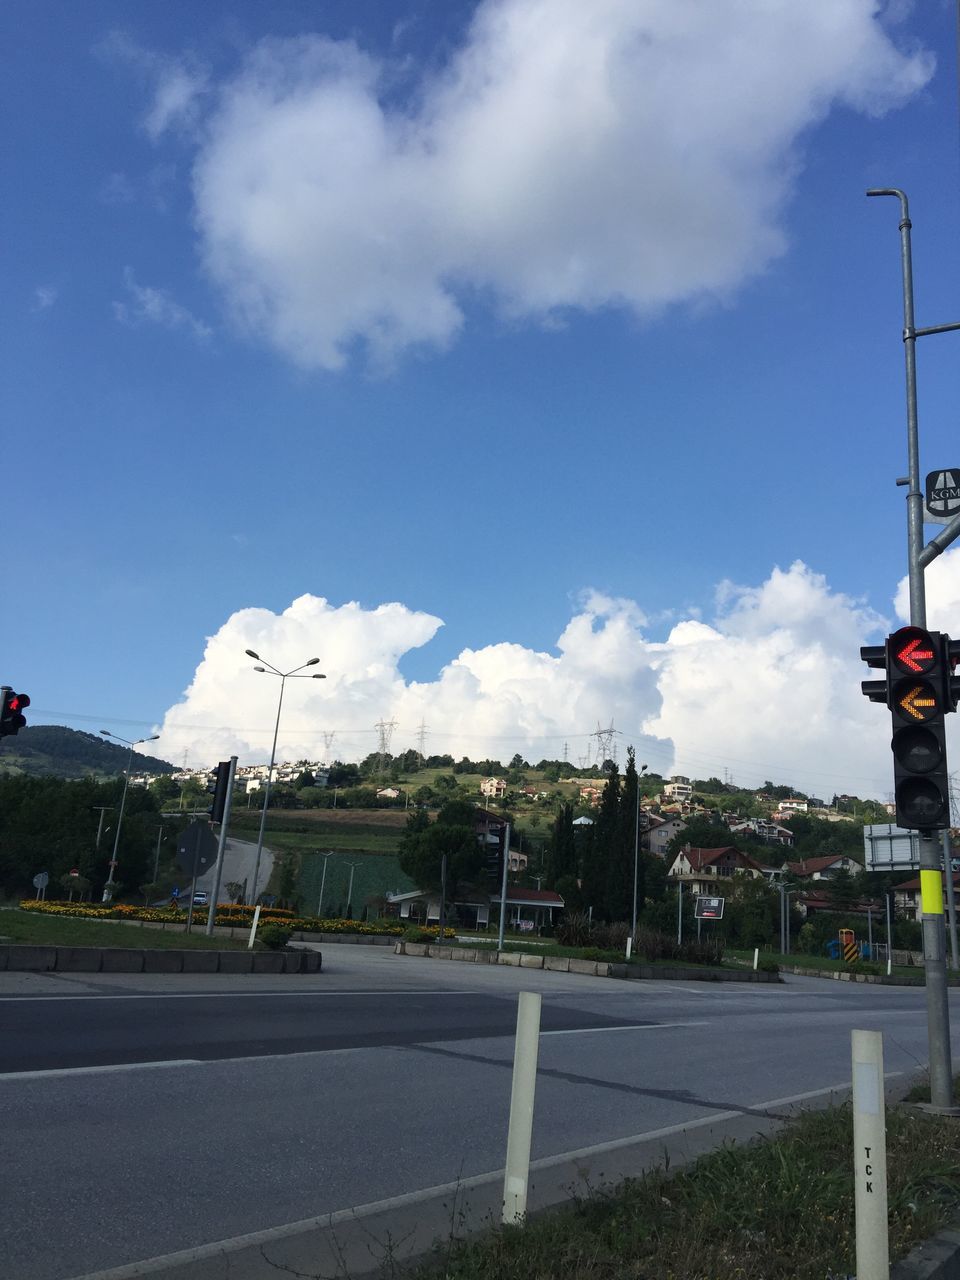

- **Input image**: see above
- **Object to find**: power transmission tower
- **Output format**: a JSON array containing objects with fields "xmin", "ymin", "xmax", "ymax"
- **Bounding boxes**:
[
  {"xmin": 375, "ymin": 718, "xmax": 398, "ymax": 775},
  {"xmin": 416, "ymin": 718, "xmax": 428, "ymax": 766},
  {"xmin": 562, "ymin": 741, "xmax": 569, "ymax": 763},
  {"xmin": 321, "ymin": 731, "xmax": 336, "ymax": 759},
  {"xmin": 590, "ymin": 722, "xmax": 618, "ymax": 769}
]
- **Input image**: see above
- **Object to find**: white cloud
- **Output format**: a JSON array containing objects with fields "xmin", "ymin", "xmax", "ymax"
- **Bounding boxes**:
[
  {"xmin": 100, "ymin": 31, "xmax": 208, "ymax": 140},
  {"xmin": 149, "ymin": 558, "xmax": 935, "ymax": 798},
  {"xmin": 113, "ymin": 267, "xmax": 211, "ymax": 341},
  {"xmin": 31, "ymin": 285, "xmax": 58, "ymax": 312},
  {"xmin": 182, "ymin": 0, "xmax": 930, "ymax": 369},
  {"xmin": 894, "ymin": 547, "xmax": 960, "ymax": 631}
]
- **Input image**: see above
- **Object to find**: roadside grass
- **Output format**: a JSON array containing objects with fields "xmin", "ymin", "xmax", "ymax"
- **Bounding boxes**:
[
  {"xmin": 231, "ymin": 821, "xmax": 403, "ymax": 856},
  {"xmin": 726, "ymin": 947, "xmax": 924, "ymax": 979},
  {"xmin": 408, "ymin": 1102, "xmax": 960, "ymax": 1280},
  {"xmin": 445, "ymin": 937, "xmax": 734, "ymax": 971},
  {"xmin": 0, "ymin": 910, "xmax": 250, "ymax": 950},
  {"xmin": 905, "ymin": 1074, "xmax": 960, "ymax": 1105}
]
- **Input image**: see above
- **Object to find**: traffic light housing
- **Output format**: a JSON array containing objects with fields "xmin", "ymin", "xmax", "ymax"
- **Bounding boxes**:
[
  {"xmin": 207, "ymin": 760, "xmax": 232, "ymax": 824},
  {"xmin": 887, "ymin": 627, "xmax": 950, "ymax": 830},
  {"xmin": 0, "ymin": 688, "xmax": 30, "ymax": 737}
]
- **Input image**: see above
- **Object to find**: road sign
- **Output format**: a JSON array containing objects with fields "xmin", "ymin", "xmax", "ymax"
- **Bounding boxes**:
[
  {"xmin": 694, "ymin": 895, "xmax": 724, "ymax": 919},
  {"xmin": 925, "ymin": 469, "xmax": 960, "ymax": 525},
  {"xmin": 864, "ymin": 823, "xmax": 921, "ymax": 871},
  {"xmin": 176, "ymin": 821, "xmax": 219, "ymax": 876},
  {"xmin": 32, "ymin": 871, "xmax": 49, "ymax": 890}
]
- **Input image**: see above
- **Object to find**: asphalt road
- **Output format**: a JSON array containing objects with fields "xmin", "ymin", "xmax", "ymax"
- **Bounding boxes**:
[{"xmin": 3, "ymin": 946, "xmax": 959, "ymax": 1280}]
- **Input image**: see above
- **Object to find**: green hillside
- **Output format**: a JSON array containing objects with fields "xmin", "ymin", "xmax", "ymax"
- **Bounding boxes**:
[{"xmin": 0, "ymin": 725, "xmax": 176, "ymax": 780}]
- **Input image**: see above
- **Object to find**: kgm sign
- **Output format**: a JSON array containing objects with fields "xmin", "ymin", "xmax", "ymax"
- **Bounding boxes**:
[{"xmin": 925, "ymin": 470, "xmax": 960, "ymax": 525}]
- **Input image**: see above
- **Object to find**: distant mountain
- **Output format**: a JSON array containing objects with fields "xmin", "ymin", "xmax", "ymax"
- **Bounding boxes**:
[{"xmin": 0, "ymin": 725, "xmax": 176, "ymax": 780}]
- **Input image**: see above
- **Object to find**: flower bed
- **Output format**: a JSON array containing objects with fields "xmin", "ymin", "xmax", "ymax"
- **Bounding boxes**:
[{"xmin": 18, "ymin": 899, "xmax": 405, "ymax": 936}]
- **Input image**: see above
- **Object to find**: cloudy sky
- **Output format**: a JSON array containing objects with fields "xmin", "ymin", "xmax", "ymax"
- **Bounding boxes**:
[{"xmin": 5, "ymin": 0, "xmax": 960, "ymax": 795}]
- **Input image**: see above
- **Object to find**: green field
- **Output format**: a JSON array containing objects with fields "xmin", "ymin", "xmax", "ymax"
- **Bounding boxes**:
[
  {"xmin": 0, "ymin": 910, "xmax": 249, "ymax": 950},
  {"xmin": 296, "ymin": 850, "xmax": 415, "ymax": 916}
]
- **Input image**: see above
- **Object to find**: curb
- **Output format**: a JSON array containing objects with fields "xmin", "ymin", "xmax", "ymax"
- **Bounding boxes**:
[
  {"xmin": 393, "ymin": 940, "xmax": 779, "ymax": 982},
  {"xmin": 780, "ymin": 964, "xmax": 960, "ymax": 987},
  {"xmin": 892, "ymin": 1224, "xmax": 960, "ymax": 1279},
  {"xmin": 0, "ymin": 943, "xmax": 322, "ymax": 974}
]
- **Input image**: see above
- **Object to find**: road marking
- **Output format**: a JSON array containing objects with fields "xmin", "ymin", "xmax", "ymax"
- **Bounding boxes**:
[
  {"xmin": 0, "ymin": 988, "xmax": 483, "ymax": 1003},
  {"xmin": 541, "ymin": 1020, "xmax": 708, "ymax": 1036},
  {"xmin": 0, "ymin": 1059, "xmax": 201, "ymax": 1082},
  {"xmin": 63, "ymin": 1071, "xmax": 905, "ymax": 1280}
]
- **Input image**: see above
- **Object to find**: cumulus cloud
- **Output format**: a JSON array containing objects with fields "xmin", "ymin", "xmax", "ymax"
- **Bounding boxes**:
[
  {"xmin": 182, "ymin": 0, "xmax": 930, "ymax": 368},
  {"xmin": 113, "ymin": 267, "xmax": 211, "ymax": 340},
  {"xmin": 147, "ymin": 557, "xmax": 949, "ymax": 798}
]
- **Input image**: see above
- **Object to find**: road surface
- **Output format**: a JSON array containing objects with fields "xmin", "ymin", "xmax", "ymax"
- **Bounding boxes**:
[{"xmin": 2, "ymin": 945, "xmax": 957, "ymax": 1280}]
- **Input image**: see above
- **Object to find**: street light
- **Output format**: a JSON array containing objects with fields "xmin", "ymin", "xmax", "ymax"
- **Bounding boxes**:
[
  {"xmin": 245, "ymin": 651, "xmax": 325, "ymax": 905},
  {"xmin": 631, "ymin": 764, "xmax": 649, "ymax": 940},
  {"xmin": 99, "ymin": 730, "xmax": 160, "ymax": 902}
]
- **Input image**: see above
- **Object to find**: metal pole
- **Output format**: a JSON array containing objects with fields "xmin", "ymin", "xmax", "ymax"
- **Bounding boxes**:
[
  {"xmin": 103, "ymin": 744, "xmax": 135, "ymax": 902},
  {"xmin": 869, "ymin": 188, "xmax": 954, "ymax": 1109},
  {"xmin": 317, "ymin": 852, "xmax": 332, "ymax": 917},
  {"xmin": 250, "ymin": 675, "xmax": 286, "ymax": 906},
  {"xmin": 346, "ymin": 861, "xmax": 360, "ymax": 917},
  {"xmin": 497, "ymin": 822, "xmax": 512, "ymax": 950},
  {"xmin": 942, "ymin": 829, "xmax": 959, "ymax": 970},
  {"xmin": 631, "ymin": 782, "xmax": 640, "ymax": 939},
  {"xmin": 676, "ymin": 880, "xmax": 682, "ymax": 946},
  {"xmin": 438, "ymin": 853, "xmax": 447, "ymax": 939},
  {"xmin": 206, "ymin": 756, "xmax": 237, "ymax": 936},
  {"xmin": 886, "ymin": 891, "xmax": 894, "ymax": 977},
  {"xmin": 152, "ymin": 824, "xmax": 164, "ymax": 884},
  {"xmin": 867, "ymin": 907, "xmax": 873, "ymax": 960}
]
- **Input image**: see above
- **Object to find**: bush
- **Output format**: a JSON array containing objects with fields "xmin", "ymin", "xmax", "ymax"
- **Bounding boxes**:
[
  {"xmin": 758, "ymin": 957, "xmax": 780, "ymax": 974},
  {"xmin": 259, "ymin": 924, "xmax": 294, "ymax": 950},
  {"xmin": 556, "ymin": 911, "xmax": 594, "ymax": 948}
]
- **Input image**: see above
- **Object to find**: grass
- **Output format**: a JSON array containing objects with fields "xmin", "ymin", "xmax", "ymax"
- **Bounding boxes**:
[
  {"xmin": 726, "ymin": 947, "xmax": 924, "ymax": 979},
  {"xmin": 905, "ymin": 1074, "xmax": 960, "ymax": 1106},
  {"xmin": 0, "ymin": 910, "xmax": 250, "ymax": 950},
  {"xmin": 408, "ymin": 1101, "xmax": 960, "ymax": 1280}
]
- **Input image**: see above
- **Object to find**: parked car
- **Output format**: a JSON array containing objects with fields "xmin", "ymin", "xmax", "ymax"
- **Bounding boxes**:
[{"xmin": 192, "ymin": 891, "xmax": 209, "ymax": 907}]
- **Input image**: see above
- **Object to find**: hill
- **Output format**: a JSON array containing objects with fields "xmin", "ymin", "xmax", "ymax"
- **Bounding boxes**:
[{"xmin": 0, "ymin": 725, "xmax": 176, "ymax": 780}]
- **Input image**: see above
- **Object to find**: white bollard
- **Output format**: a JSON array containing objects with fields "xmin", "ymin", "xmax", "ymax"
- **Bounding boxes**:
[
  {"xmin": 626, "ymin": 936, "xmax": 633, "ymax": 961},
  {"xmin": 851, "ymin": 1029, "xmax": 889, "ymax": 1280},
  {"xmin": 502, "ymin": 991, "xmax": 542, "ymax": 1225},
  {"xmin": 753, "ymin": 947, "xmax": 759, "ymax": 971},
  {"xmin": 247, "ymin": 903, "xmax": 262, "ymax": 950}
]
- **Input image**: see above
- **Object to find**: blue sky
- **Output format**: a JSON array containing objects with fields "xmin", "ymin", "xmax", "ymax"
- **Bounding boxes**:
[{"xmin": 4, "ymin": 0, "xmax": 960, "ymax": 793}]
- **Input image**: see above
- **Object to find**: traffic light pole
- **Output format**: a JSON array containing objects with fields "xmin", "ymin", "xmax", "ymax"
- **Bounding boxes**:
[{"xmin": 870, "ymin": 189, "xmax": 958, "ymax": 1110}]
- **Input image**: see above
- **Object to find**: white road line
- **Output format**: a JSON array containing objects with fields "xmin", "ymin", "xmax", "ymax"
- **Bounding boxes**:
[
  {"xmin": 0, "ymin": 1059, "xmax": 201, "ymax": 1082},
  {"xmin": 541, "ymin": 1020, "xmax": 709, "ymax": 1036},
  {"xmin": 0, "ymin": 988, "xmax": 482, "ymax": 1003},
  {"xmin": 63, "ymin": 1072, "xmax": 904, "ymax": 1280}
]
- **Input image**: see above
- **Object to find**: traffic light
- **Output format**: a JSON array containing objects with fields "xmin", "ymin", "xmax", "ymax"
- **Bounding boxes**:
[
  {"xmin": 859, "ymin": 642, "xmax": 887, "ymax": 703},
  {"xmin": 207, "ymin": 760, "xmax": 232, "ymax": 824},
  {"xmin": 886, "ymin": 627, "xmax": 950, "ymax": 830},
  {"xmin": 0, "ymin": 688, "xmax": 30, "ymax": 737}
]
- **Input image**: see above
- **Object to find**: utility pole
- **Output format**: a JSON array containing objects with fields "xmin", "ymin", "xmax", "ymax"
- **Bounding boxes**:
[{"xmin": 868, "ymin": 189, "xmax": 960, "ymax": 1111}]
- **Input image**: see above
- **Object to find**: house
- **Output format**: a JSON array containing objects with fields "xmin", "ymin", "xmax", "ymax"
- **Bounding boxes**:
[
  {"xmin": 480, "ymin": 777, "xmax": 507, "ymax": 799},
  {"xmin": 893, "ymin": 872, "xmax": 960, "ymax": 922},
  {"xmin": 728, "ymin": 818, "xmax": 795, "ymax": 847},
  {"xmin": 663, "ymin": 781, "xmax": 693, "ymax": 802},
  {"xmin": 579, "ymin": 786, "xmax": 604, "ymax": 807},
  {"xmin": 793, "ymin": 890, "xmax": 881, "ymax": 921},
  {"xmin": 667, "ymin": 846, "xmax": 765, "ymax": 894},
  {"xmin": 646, "ymin": 815, "xmax": 688, "ymax": 858},
  {"xmin": 776, "ymin": 798, "xmax": 809, "ymax": 816},
  {"xmin": 376, "ymin": 787, "xmax": 402, "ymax": 800},
  {"xmin": 507, "ymin": 850, "xmax": 529, "ymax": 872},
  {"xmin": 785, "ymin": 854, "xmax": 861, "ymax": 881},
  {"xmin": 387, "ymin": 885, "xmax": 563, "ymax": 931}
]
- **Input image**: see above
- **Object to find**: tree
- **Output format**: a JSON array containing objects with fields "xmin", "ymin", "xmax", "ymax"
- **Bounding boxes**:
[
  {"xmin": 546, "ymin": 803, "xmax": 576, "ymax": 887},
  {"xmin": 825, "ymin": 866, "xmax": 860, "ymax": 913},
  {"xmin": 582, "ymin": 763, "xmax": 620, "ymax": 919},
  {"xmin": 397, "ymin": 801, "xmax": 486, "ymax": 901},
  {"xmin": 606, "ymin": 748, "xmax": 639, "ymax": 923},
  {"xmin": 294, "ymin": 769, "xmax": 315, "ymax": 790}
]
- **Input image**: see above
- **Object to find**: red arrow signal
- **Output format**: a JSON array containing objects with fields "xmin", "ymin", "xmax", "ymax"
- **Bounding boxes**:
[{"xmin": 897, "ymin": 636, "xmax": 935, "ymax": 673}]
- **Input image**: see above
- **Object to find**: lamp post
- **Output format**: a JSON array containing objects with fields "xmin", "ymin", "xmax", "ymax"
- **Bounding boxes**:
[
  {"xmin": 317, "ymin": 851, "xmax": 334, "ymax": 917},
  {"xmin": 99, "ymin": 730, "xmax": 160, "ymax": 902},
  {"xmin": 245, "ymin": 650, "xmax": 325, "ymax": 905},
  {"xmin": 346, "ymin": 861, "xmax": 361, "ymax": 918},
  {"xmin": 631, "ymin": 764, "xmax": 649, "ymax": 940}
]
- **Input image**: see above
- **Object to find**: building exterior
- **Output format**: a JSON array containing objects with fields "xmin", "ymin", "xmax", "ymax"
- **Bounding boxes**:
[
  {"xmin": 785, "ymin": 854, "xmax": 861, "ymax": 881},
  {"xmin": 480, "ymin": 777, "xmax": 507, "ymax": 799},
  {"xmin": 893, "ymin": 872, "xmax": 960, "ymax": 922},
  {"xmin": 667, "ymin": 846, "xmax": 765, "ymax": 894},
  {"xmin": 646, "ymin": 815, "xmax": 687, "ymax": 858},
  {"xmin": 386, "ymin": 885, "xmax": 563, "ymax": 931},
  {"xmin": 663, "ymin": 781, "xmax": 693, "ymax": 802},
  {"xmin": 776, "ymin": 798, "xmax": 809, "ymax": 816}
]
